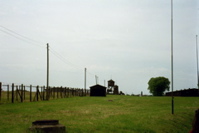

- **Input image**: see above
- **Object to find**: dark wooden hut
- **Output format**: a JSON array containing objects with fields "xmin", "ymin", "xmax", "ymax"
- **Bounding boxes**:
[
  {"xmin": 165, "ymin": 88, "xmax": 199, "ymax": 97},
  {"xmin": 90, "ymin": 84, "xmax": 106, "ymax": 97}
]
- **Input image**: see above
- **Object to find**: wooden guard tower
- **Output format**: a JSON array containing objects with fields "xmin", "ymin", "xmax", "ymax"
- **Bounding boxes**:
[{"xmin": 107, "ymin": 79, "xmax": 115, "ymax": 94}]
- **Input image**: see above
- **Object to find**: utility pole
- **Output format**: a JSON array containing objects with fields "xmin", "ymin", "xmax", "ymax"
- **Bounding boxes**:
[
  {"xmin": 196, "ymin": 35, "xmax": 199, "ymax": 93},
  {"xmin": 171, "ymin": 0, "xmax": 174, "ymax": 114},
  {"xmin": 47, "ymin": 43, "xmax": 49, "ymax": 100},
  {"xmin": 84, "ymin": 68, "xmax": 87, "ymax": 89}
]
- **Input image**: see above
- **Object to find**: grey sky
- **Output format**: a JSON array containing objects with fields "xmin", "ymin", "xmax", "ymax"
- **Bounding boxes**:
[{"xmin": 0, "ymin": 0, "xmax": 198, "ymax": 94}]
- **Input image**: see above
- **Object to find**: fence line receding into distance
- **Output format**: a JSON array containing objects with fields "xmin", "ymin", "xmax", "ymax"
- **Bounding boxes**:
[{"xmin": 0, "ymin": 82, "xmax": 90, "ymax": 104}]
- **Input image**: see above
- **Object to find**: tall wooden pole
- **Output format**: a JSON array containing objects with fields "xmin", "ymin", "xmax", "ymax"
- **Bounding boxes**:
[
  {"xmin": 196, "ymin": 35, "xmax": 199, "ymax": 92},
  {"xmin": 171, "ymin": 0, "xmax": 174, "ymax": 114},
  {"xmin": 47, "ymin": 43, "xmax": 49, "ymax": 100},
  {"xmin": 84, "ymin": 68, "xmax": 86, "ymax": 89}
]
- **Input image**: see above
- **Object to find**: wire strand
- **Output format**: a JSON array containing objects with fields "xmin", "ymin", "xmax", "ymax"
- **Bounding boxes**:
[
  {"xmin": 0, "ymin": 26, "xmax": 45, "ymax": 48},
  {"xmin": 0, "ymin": 26, "xmax": 106, "ymax": 86}
]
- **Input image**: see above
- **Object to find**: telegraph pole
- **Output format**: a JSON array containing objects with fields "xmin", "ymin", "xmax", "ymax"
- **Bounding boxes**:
[
  {"xmin": 196, "ymin": 35, "xmax": 199, "ymax": 92},
  {"xmin": 47, "ymin": 43, "xmax": 49, "ymax": 100},
  {"xmin": 84, "ymin": 68, "xmax": 87, "ymax": 89},
  {"xmin": 171, "ymin": 0, "xmax": 174, "ymax": 114}
]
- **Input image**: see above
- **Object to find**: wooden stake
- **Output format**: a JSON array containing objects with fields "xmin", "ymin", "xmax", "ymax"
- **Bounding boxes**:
[
  {"xmin": 12, "ymin": 83, "xmax": 14, "ymax": 103},
  {"xmin": 21, "ymin": 84, "xmax": 23, "ymax": 102},
  {"xmin": 30, "ymin": 85, "xmax": 32, "ymax": 102},
  {"xmin": 7, "ymin": 84, "xmax": 9, "ymax": 101},
  {"xmin": 36, "ymin": 86, "xmax": 39, "ymax": 101}
]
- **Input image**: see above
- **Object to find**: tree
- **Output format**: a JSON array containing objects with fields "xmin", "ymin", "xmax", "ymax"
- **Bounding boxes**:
[{"xmin": 147, "ymin": 76, "xmax": 170, "ymax": 96}]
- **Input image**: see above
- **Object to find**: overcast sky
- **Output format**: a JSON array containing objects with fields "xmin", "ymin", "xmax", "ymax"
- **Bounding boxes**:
[{"xmin": 0, "ymin": 0, "xmax": 199, "ymax": 95}]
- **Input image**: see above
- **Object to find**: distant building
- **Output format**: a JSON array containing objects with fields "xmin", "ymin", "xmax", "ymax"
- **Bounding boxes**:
[
  {"xmin": 107, "ymin": 79, "xmax": 119, "ymax": 95},
  {"xmin": 90, "ymin": 84, "xmax": 106, "ymax": 97},
  {"xmin": 165, "ymin": 88, "xmax": 199, "ymax": 97},
  {"xmin": 108, "ymin": 79, "xmax": 115, "ymax": 87},
  {"xmin": 107, "ymin": 79, "xmax": 115, "ymax": 94}
]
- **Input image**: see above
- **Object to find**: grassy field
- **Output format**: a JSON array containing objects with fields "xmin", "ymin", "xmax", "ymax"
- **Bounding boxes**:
[{"xmin": 0, "ymin": 95, "xmax": 198, "ymax": 133}]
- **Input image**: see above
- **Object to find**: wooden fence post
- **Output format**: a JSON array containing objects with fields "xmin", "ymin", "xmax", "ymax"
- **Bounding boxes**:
[
  {"xmin": 30, "ymin": 85, "xmax": 32, "ymax": 102},
  {"xmin": 60, "ymin": 86, "xmax": 62, "ymax": 98},
  {"xmin": 46, "ymin": 87, "xmax": 50, "ymax": 100},
  {"xmin": 41, "ymin": 86, "xmax": 43, "ymax": 100},
  {"xmin": 45, "ymin": 86, "xmax": 48, "ymax": 100},
  {"xmin": 69, "ymin": 88, "xmax": 71, "ymax": 97},
  {"xmin": 36, "ymin": 86, "xmax": 39, "ymax": 101},
  {"xmin": 57, "ymin": 87, "xmax": 59, "ymax": 98},
  {"xmin": 43, "ymin": 86, "xmax": 45, "ymax": 100},
  {"xmin": 12, "ymin": 83, "xmax": 14, "ymax": 103},
  {"xmin": 7, "ymin": 84, "xmax": 9, "ymax": 101},
  {"xmin": 24, "ymin": 86, "xmax": 25, "ymax": 101},
  {"xmin": 21, "ymin": 84, "xmax": 23, "ymax": 102}
]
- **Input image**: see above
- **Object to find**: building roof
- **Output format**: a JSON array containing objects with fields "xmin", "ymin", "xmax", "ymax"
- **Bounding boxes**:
[
  {"xmin": 90, "ymin": 84, "xmax": 106, "ymax": 89},
  {"xmin": 108, "ymin": 79, "xmax": 115, "ymax": 82}
]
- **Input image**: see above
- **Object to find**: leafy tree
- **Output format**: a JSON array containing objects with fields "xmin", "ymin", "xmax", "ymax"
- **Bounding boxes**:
[{"xmin": 147, "ymin": 76, "xmax": 170, "ymax": 96}]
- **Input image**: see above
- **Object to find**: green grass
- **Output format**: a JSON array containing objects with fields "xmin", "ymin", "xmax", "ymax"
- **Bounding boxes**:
[{"xmin": 0, "ymin": 95, "xmax": 198, "ymax": 133}]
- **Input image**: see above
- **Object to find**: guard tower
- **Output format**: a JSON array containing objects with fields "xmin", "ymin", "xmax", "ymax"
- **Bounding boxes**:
[{"xmin": 107, "ymin": 79, "xmax": 115, "ymax": 94}]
